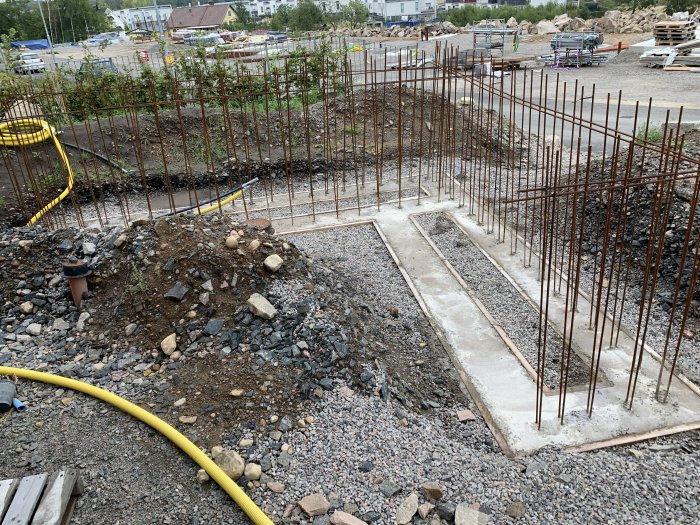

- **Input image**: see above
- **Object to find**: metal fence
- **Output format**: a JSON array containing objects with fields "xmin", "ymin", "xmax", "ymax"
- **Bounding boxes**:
[{"xmin": 1, "ymin": 42, "xmax": 698, "ymax": 426}]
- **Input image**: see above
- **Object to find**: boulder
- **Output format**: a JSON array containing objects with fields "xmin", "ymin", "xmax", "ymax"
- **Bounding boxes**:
[{"xmin": 535, "ymin": 21, "xmax": 559, "ymax": 35}]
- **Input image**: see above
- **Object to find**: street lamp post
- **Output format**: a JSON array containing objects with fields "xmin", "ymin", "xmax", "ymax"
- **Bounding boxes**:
[{"xmin": 36, "ymin": 0, "xmax": 58, "ymax": 69}]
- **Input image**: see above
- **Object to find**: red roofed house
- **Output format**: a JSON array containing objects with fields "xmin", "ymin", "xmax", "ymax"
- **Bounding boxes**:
[{"xmin": 166, "ymin": 2, "xmax": 238, "ymax": 32}]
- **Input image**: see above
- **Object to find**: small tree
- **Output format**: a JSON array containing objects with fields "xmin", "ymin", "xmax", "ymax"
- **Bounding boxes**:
[
  {"xmin": 339, "ymin": 1, "xmax": 369, "ymax": 29},
  {"xmin": 289, "ymin": 0, "xmax": 324, "ymax": 32},
  {"xmin": 232, "ymin": 0, "xmax": 253, "ymax": 28},
  {"xmin": 665, "ymin": 0, "xmax": 700, "ymax": 15},
  {"xmin": 1, "ymin": 28, "xmax": 18, "ymax": 69},
  {"xmin": 270, "ymin": 5, "xmax": 291, "ymax": 32}
]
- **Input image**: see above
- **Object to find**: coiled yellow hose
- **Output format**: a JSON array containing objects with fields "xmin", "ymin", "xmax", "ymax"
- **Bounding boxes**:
[
  {"xmin": 0, "ymin": 119, "xmax": 75, "ymax": 227},
  {"xmin": 0, "ymin": 366, "xmax": 273, "ymax": 525}
]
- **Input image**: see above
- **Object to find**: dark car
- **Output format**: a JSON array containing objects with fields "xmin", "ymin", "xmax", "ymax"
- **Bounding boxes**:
[
  {"xmin": 76, "ymin": 58, "xmax": 119, "ymax": 78},
  {"xmin": 267, "ymin": 32, "xmax": 287, "ymax": 42}
]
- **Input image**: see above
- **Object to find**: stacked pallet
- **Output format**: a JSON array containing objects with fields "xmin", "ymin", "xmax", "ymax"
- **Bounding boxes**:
[
  {"xmin": 654, "ymin": 20, "xmax": 698, "ymax": 46},
  {"xmin": 640, "ymin": 39, "xmax": 700, "ymax": 68}
]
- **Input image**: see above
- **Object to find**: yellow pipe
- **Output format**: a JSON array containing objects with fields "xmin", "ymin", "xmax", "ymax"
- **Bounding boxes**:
[
  {"xmin": 194, "ymin": 189, "xmax": 244, "ymax": 216},
  {"xmin": 0, "ymin": 366, "xmax": 273, "ymax": 525},
  {"xmin": 0, "ymin": 119, "xmax": 75, "ymax": 227}
]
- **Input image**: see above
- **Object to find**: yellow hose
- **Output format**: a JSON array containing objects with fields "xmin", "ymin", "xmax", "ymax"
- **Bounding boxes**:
[
  {"xmin": 0, "ymin": 118, "xmax": 75, "ymax": 227},
  {"xmin": 194, "ymin": 189, "xmax": 244, "ymax": 216},
  {"xmin": 0, "ymin": 366, "xmax": 273, "ymax": 525}
]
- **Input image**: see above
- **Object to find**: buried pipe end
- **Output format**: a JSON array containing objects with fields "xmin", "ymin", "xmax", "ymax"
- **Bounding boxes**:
[
  {"xmin": 12, "ymin": 398, "xmax": 26, "ymax": 412},
  {"xmin": 63, "ymin": 260, "xmax": 91, "ymax": 307},
  {"xmin": 63, "ymin": 260, "xmax": 91, "ymax": 279}
]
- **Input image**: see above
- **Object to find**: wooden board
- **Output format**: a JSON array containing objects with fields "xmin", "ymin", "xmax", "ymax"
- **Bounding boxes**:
[
  {"xmin": 1, "ymin": 474, "xmax": 48, "ymax": 525},
  {"xmin": 0, "ymin": 480, "xmax": 19, "ymax": 521},
  {"xmin": 32, "ymin": 470, "xmax": 82, "ymax": 525}
]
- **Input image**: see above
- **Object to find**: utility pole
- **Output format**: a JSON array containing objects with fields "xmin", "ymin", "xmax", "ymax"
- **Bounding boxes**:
[
  {"xmin": 37, "ymin": 0, "xmax": 58, "ymax": 70},
  {"xmin": 152, "ymin": 0, "xmax": 169, "ymax": 65}
]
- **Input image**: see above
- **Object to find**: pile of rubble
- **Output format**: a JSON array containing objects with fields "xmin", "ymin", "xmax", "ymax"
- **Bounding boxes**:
[{"xmin": 333, "ymin": 7, "xmax": 698, "ymax": 39}]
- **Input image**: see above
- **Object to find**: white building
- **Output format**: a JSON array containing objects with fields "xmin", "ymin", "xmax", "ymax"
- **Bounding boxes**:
[
  {"xmin": 238, "ymin": 0, "xmax": 299, "ymax": 19},
  {"xmin": 108, "ymin": 5, "xmax": 174, "ymax": 32}
]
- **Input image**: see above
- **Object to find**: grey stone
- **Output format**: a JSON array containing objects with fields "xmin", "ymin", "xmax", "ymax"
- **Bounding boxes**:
[
  {"xmin": 164, "ymin": 282, "xmax": 189, "ymax": 302},
  {"xmin": 26, "ymin": 323, "xmax": 42, "ymax": 336},
  {"xmin": 455, "ymin": 503, "xmax": 489, "ymax": 525},
  {"xmin": 506, "ymin": 501, "xmax": 526, "ymax": 519},
  {"xmin": 279, "ymin": 415, "xmax": 294, "ymax": 432},
  {"xmin": 361, "ymin": 512, "xmax": 381, "ymax": 523},
  {"xmin": 204, "ymin": 319, "xmax": 224, "ymax": 336},
  {"xmin": 422, "ymin": 481, "xmax": 443, "ymax": 500},
  {"xmin": 395, "ymin": 493, "xmax": 418, "ymax": 524},
  {"xmin": 436, "ymin": 502, "xmax": 456, "ymax": 521},
  {"xmin": 379, "ymin": 479, "xmax": 401, "ymax": 497},
  {"xmin": 358, "ymin": 460, "xmax": 374, "ymax": 472},
  {"xmin": 247, "ymin": 293, "xmax": 277, "ymax": 319},
  {"xmin": 76, "ymin": 312, "xmax": 90, "ymax": 330},
  {"xmin": 82, "ymin": 241, "xmax": 96, "ymax": 255},
  {"xmin": 52, "ymin": 318, "xmax": 70, "ymax": 331}
]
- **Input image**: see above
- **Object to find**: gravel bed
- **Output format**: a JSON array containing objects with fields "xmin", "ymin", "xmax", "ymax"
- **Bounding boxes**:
[
  {"xmin": 286, "ymin": 224, "xmax": 422, "ymax": 320},
  {"xmin": 0, "ymin": 386, "xmax": 244, "ymax": 524},
  {"xmin": 415, "ymin": 212, "xmax": 590, "ymax": 389},
  {"xmin": 262, "ymin": 384, "xmax": 700, "ymax": 525}
]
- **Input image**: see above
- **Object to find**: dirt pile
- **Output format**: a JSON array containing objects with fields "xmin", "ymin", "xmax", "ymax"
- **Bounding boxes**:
[{"xmin": 0, "ymin": 214, "xmax": 465, "ymax": 451}]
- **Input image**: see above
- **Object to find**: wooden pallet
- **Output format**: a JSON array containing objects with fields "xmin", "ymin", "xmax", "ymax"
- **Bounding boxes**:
[
  {"xmin": 654, "ymin": 20, "xmax": 697, "ymax": 46},
  {"xmin": 0, "ymin": 470, "xmax": 83, "ymax": 525}
]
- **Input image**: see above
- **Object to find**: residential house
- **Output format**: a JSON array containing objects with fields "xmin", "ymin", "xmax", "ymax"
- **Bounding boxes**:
[{"xmin": 166, "ymin": 2, "xmax": 238, "ymax": 32}]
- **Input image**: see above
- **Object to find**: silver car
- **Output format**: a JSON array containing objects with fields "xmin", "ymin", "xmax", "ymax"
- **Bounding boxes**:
[{"xmin": 12, "ymin": 52, "xmax": 46, "ymax": 74}]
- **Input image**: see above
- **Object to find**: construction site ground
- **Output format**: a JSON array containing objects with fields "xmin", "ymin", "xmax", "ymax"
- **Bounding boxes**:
[{"xmin": 1, "ymin": 31, "xmax": 700, "ymax": 525}]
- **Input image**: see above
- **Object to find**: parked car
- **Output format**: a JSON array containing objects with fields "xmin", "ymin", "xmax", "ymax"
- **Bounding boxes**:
[
  {"xmin": 12, "ymin": 53, "xmax": 45, "ymax": 74},
  {"xmin": 267, "ymin": 32, "xmax": 288, "ymax": 42},
  {"xmin": 76, "ymin": 58, "xmax": 118, "ymax": 78}
]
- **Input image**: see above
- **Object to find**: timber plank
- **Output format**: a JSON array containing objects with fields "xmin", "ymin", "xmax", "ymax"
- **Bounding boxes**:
[
  {"xmin": 1, "ymin": 474, "xmax": 47, "ymax": 525},
  {"xmin": 0, "ymin": 480, "xmax": 19, "ymax": 521},
  {"xmin": 32, "ymin": 470, "xmax": 81, "ymax": 525}
]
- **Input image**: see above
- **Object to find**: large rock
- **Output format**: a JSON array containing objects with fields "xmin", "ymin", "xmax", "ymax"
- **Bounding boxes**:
[
  {"xmin": 535, "ymin": 21, "xmax": 559, "ymax": 34},
  {"xmin": 553, "ymin": 14, "xmax": 571, "ymax": 29},
  {"xmin": 298, "ymin": 493, "xmax": 330, "ymax": 517},
  {"xmin": 161, "ymin": 333, "xmax": 177, "ymax": 355},
  {"xmin": 247, "ymin": 293, "xmax": 277, "ymax": 319},
  {"xmin": 455, "ymin": 503, "xmax": 490, "ymax": 525},
  {"xmin": 214, "ymin": 450, "xmax": 245, "ymax": 480},
  {"xmin": 442, "ymin": 21, "xmax": 458, "ymax": 34},
  {"xmin": 506, "ymin": 17, "xmax": 518, "ymax": 29},
  {"xmin": 597, "ymin": 9, "xmax": 623, "ymax": 32},
  {"xmin": 395, "ymin": 493, "xmax": 418, "ymax": 524}
]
